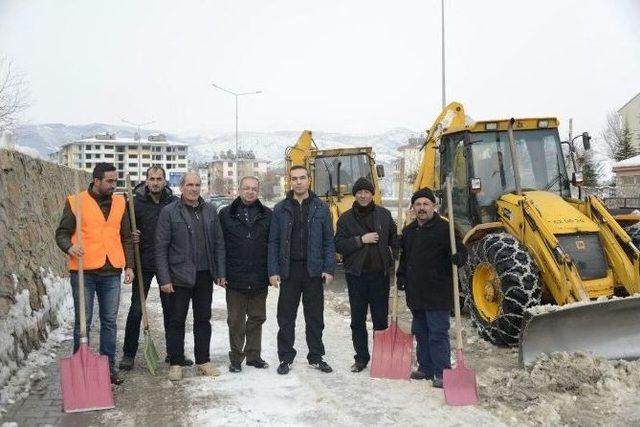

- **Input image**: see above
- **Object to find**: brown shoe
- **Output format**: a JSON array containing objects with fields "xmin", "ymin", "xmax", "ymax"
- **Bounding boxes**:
[
  {"xmin": 168, "ymin": 365, "xmax": 183, "ymax": 381},
  {"xmin": 195, "ymin": 362, "xmax": 220, "ymax": 377}
]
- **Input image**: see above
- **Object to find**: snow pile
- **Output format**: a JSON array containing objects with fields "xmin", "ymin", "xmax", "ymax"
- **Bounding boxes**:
[
  {"xmin": 478, "ymin": 352, "xmax": 640, "ymax": 426},
  {"xmin": 0, "ymin": 269, "xmax": 73, "ymax": 413}
]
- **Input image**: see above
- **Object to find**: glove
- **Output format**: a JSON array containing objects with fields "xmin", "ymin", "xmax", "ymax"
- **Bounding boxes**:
[
  {"xmin": 451, "ymin": 253, "xmax": 464, "ymax": 266},
  {"xmin": 396, "ymin": 281, "xmax": 406, "ymax": 291}
]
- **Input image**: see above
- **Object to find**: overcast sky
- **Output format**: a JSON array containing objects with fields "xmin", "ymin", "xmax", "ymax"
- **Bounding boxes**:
[{"xmin": 1, "ymin": 0, "xmax": 639, "ymax": 139}]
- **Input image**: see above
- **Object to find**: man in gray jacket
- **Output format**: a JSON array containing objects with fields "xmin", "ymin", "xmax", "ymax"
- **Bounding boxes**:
[{"xmin": 155, "ymin": 171, "xmax": 226, "ymax": 381}]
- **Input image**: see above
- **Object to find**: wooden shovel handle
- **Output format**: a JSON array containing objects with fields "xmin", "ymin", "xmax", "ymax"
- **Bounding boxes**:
[
  {"xmin": 74, "ymin": 172, "xmax": 87, "ymax": 340},
  {"xmin": 445, "ymin": 175, "xmax": 464, "ymax": 351},
  {"xmin": 125, "ymin": 175, "xmax": 151, "ymax": 330}
]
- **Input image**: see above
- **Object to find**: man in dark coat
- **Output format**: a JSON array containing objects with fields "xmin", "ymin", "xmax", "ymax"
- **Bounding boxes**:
[
  {"xmin": 268, "ymin": 165, "xmax": 336, "ymax": 375},
  {"xmin": 120, "ymin": 166, "xmax": 194, "ymax": 370},
  {"xmin": 155, "ymin": 171, "xmax": 226, "ymax": 381},
  {"xmin": 396, "ymin": 187, "xmax": 466, "ymax": 388},
  {"xmin": 219, "ymin": 176, "xmax": 272, "ymax": 373},
  {"xmin": 335, "ymin": 177, "xmax": 399, "ymax": 373}
]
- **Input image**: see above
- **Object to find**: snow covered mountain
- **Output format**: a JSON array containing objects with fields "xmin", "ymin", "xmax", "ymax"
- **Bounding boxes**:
[{"xmin": 14, "ymin": 124, "xmax": 417, "ymax": 165}]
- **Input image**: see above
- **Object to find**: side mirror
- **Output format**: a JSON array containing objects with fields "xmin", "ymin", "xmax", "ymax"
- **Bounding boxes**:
[
  {"xmin": 582, "ymin": 132, "xmax": 591, "ymax": 151},
  {"xmin": 376, "ymin": 164, "xmax": 385, "ymax": 178},
  {"xmin": 572, "ymin": 171, "xmax": 584, "ymax": 187},
  {"xmin": 470, "ymin": 177, "xmax": 482, "ymax": 194}
]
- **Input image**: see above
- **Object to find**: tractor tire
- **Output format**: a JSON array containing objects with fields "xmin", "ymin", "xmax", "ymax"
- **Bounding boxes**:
[
  {"xmin": 625, "ymin": 223, "xmax": 640, "ymax": 248},
  {"xmin": 460, "ymin": 232, "xmax": 541, "ymax": 346}
]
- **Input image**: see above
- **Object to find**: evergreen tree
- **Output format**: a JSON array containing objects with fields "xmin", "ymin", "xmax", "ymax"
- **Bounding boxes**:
[{"xmin": 614, "ymin": 122, "xmax": 638, "ymax": 161}]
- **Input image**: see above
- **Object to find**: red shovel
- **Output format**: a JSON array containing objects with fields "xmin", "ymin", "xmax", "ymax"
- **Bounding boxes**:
[
  {"xmin": 59, "ymin": 172, "xmax": 115, "ymax": 413},
  {"xmin": 370, "ymin": 261, "xmax": 413, "ymax": 380},
  {"xmin": 442, "ymin": 175, "xmax": 478, "ymax": 406}
]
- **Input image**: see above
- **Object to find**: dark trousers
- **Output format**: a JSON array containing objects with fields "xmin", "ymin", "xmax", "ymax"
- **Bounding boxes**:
[
  {"xmin": 167, "ymin": 271, "xmax": 213, "ymax": 365},
  {"xmin": 411, "ymin": 309, "xmax": 451, "ymax": 379},
  {"xmin": 346, "ymin": 272, "xmax": 389, "ymax": 364},
  {"xmin": 277, "ymin": 262, "xmax": 325, "ymax": 364},
  {"xmin": 122, "ymin": 271, "xmax": 172, "ymax": 358},
  {"xmin": 226, "ymin": 287, "xmax": 268, "ymax": 364}
]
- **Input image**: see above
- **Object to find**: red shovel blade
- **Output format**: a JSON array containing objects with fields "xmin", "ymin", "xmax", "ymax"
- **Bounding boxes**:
[
  {"xmin": 443, "ymin": 349, "xmax": 478, "ymax": 406},
  {"xmin": 59, "ymin": 343, "xmax": 114, "ymax": 413},
  {"xmin": 370, "ymin": 321, "xmax": 413, "ymax": 380}
]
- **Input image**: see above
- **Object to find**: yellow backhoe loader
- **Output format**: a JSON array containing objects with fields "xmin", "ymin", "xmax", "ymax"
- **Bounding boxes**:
[
  {"xmin": 285, "ymin": 130, "xmax": 385, "ymax": 230},
  {"xmin": 415, "ymin": 102, "xmax": 640, "ymax": 366}
]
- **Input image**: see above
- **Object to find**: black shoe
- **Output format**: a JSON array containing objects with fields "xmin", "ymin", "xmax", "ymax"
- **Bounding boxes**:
[
  {"xmin": 165, "ymin": 356, "xmax": 194, "ymax": 367},
  {"xmin": 110, "ymin": 370, "xmax": 124, "ymax": 385},
  {"xmin": 229, "ymin": 362, "xmax": 242, "ymax": 373},
  {"xmin": 410, "ymin": 370, "xmax": 430, "ymax": 380},
  {"xmin": 309, "ymin": 360, "xmax": 333, "ymax": 373},
  {"xmin": 119, "ymin": 356, "xmax": 134, "ymax": 371},
  {"xmin": 432, "ymin": 376, "xmax": 443, "ymax": 388},
  {"xmin": 277, "ymin": 362, "xmax": 291, "ymax": 375},
  {"xmin": 350, "ymin": 362, "xmax": 367, "ymax": 373},
  {"xmin": 246, "ymin": 359, "xmax": 269, "ymax": 369}
]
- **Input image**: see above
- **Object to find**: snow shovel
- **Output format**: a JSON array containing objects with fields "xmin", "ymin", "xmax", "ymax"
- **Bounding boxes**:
[
  {"xmin": 125, "ymin": 175, "xmax": 160, "ymax": 375},
  {"xmin": 370, "ymin": 261, "xmax": 413, "ymax": 380},
  {"xmin": 442, "ymin": 175, "xmax": 478, "ymax": 406},
  {"xmin": 59, "ymin": 171, "xmax": 115, "ymax": 413}
]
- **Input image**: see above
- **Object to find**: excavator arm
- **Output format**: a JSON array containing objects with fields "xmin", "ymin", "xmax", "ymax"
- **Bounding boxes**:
[{"xmin": 413, "ymin": 102, "xmax": 468, "ymax": 192}]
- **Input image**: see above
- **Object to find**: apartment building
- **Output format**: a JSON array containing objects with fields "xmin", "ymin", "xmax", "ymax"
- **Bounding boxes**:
[
  {"xmin": 50, "ymin": 132, "xmax": 189, "ymax": 190},
  {"xmin": 207, "ymin": 149, "xmax": 270, "ymax": 195}
]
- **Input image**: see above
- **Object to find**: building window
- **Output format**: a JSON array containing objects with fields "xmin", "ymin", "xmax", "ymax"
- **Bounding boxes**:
[
  {"xmin": 253, "ymin": 162, "xmax": 259, "ymax": 168},
  {"xmin": 129, "ymin": 154, "xmax": 137, "ymax": 159},
  {"xmin": 178, "ymin": 155, "xmax": 185, "ymax": 160},
  {"xmin": 104, "ymin": 145, "xmax": 114, "ymax": 150},
  {"xmin": 129, "ymin": 163, "xmax": 137, "ymax": 168},
  {"xmin": 104, "ymin": 153, "xmax": 114, "ymax": 158},
  {"xmin": 227, "ymin": 171, "xmax": 233, "ymax": 177},
  {"xmin": 86, "ymin": 154, "xmax": 92, "ymax": 159},
  {"xmin": 85, "ymin": 163, "xmax": 91, "ymax": 168},
  {"xmin": 178, "ymin": 163, "xmax": 186, "ymax": 168},
  {"xmin": 116, "ymin": 146, "xmax": 125, "ymax": 152},
  {"xmin": 227, "ymin": 162, "xmax": 233, "ymax": 167},
  {"xmin": 142, "ymin": 154, "xmax": 150, "ymax": 159},
  {"xmin": 128, "ymin": 145, "xmax": 137, "ymax": 150},
  {"xmin": 142, "ymin": 163, "xmax": 150, "ymax": 168}
]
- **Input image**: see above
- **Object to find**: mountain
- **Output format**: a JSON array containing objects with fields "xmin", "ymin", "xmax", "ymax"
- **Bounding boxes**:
[{"xmin": 14, "ymin": 124, "xmax": 416, "ymax": 164}]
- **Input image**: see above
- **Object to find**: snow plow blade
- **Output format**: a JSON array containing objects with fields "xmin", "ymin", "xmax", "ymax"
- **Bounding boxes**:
[{"xmin": 519, "ymin": 295, "xmax": 640, "ymax": 367}]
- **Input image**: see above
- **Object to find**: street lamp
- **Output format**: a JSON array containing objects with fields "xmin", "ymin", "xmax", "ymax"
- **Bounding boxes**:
[
  {"xmin": 121, "ymin": 118, "xmax": 156, "ymax": 184},
  {"xmin": 210, "ymin": 83, "xmax": 261, "ymax": 188}
]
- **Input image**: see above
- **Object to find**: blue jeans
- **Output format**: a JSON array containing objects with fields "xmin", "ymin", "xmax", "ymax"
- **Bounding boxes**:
[
  {"xmin": 411, "ymin": 309, "xmax": 451, "ymax": 379},
  {"xmin": 70, "ymin": 272, "xmax": 121, "ymax": 369}
]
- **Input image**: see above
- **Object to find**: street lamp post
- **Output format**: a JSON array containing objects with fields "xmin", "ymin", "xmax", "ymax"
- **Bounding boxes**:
[
  {"xmin": 211, "ymin": 83, "xmax": 261, "ymax": 189},
  {"xmin": 121, "ymin": 118, "xmax": 156, "ymax": 184}
]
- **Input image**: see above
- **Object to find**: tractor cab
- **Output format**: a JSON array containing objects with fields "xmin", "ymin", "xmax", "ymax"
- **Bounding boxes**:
[{"xmin": 437, "ymin": 119, "xmax": 571, "ymax": 234}]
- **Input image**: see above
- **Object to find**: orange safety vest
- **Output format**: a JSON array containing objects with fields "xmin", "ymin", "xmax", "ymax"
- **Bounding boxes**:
[{"xmin": 67, "ymin": 190, "xmax": 126, "ymax": 270}]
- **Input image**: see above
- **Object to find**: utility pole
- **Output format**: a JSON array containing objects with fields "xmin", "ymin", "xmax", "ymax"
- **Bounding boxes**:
[{"xmin": 210, "ymin": 83, "xmax": 261, "ymax": 190}]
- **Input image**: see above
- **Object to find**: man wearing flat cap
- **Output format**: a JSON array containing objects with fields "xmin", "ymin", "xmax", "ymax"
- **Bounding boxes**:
[
  {"xmin": 335, "ymin": 177, "xmax": 399, "ymax": 373},
  {"xmin": 396, "ymin": 187, "xmax": 466, "ymax": 388}
]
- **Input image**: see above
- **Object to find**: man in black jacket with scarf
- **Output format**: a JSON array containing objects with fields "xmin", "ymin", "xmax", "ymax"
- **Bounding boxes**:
[
  {"xmin": 219, "ymin": 176, "xmax": 272, "ymax": 373},
  {"xmin": 397, "ymin": 187, "xmax": 466, "ymax": 388},
  {"xmin": 335, "ymin": 178, "xmax": 399, "ymax": 373}
]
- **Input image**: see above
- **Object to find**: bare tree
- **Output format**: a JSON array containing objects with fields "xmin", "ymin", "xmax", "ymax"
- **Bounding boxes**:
[{"xmin": 0, "ymin": 57, "xmax": 29, "ymax": 132}]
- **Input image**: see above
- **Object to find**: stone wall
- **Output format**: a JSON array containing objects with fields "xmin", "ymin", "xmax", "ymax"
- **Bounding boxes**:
[{"xmin": 0, "ymin": 149, "xmax": 90, "ymax": 387}]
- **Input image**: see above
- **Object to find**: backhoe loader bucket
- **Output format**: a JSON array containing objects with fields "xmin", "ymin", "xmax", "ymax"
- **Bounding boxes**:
[{"xmin": 519, "ymin": 295, "xmax": 640, "ymax": 367}]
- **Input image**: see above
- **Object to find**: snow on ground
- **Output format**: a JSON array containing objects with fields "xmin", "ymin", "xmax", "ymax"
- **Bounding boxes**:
[
  {"xmin": 0, "ymin": 270, "xmax": 73, "ymax": 414},
  {"xmin": 177, "ymin": 289, "xmax": 503, "ymax": 427}
]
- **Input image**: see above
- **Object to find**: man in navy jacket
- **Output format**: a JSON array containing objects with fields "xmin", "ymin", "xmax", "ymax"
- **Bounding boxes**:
[{"xmin": 268, "ymin": 165, "xmax": 336, "ymax": 375}]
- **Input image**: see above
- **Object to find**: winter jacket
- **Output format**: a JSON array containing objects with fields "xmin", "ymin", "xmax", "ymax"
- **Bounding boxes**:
[
  {"xmin": 218, "ymin": 197, "xmax": 272, "ymax": 290},
  {"xmin": 155, "ymin": 197, "xmax": 226, "ymax": 288},
  {"xmin": 334, "ymin": 203, "xmax": 399, "ymax": 277},
  {"xmin": 396, "ymin": 212, "xmax": 467, "ymax": 310},
  {"xmin": 132, "ymin": 182, "xmax": 177, "ymax": 272},
  {"xmin": 268, "ymin": 191, "xmax": 336, "ymax": 280}
]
